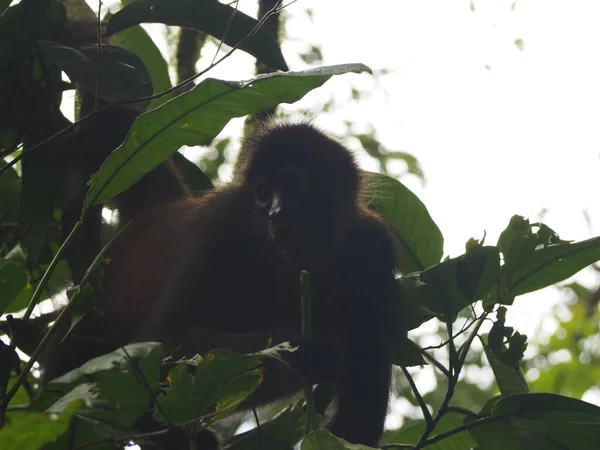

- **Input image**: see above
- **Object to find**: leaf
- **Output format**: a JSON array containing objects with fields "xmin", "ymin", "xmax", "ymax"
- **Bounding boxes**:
[
  {"xmin": 155, "ymin": 349, "xmax": 261, "ymax": 425},
  {"xmin": 492, "ymin": 393, "xmax": 600, "ymax": 419},
  {"xmin": 514, "ymin": 39, "xmax": 524, "ymax": 52},
  {"xmin": 39, "ymin": 42, "xmax": 153, "ymax": 106},
  {"xmin": 489, "ymin": 393, "xmax": 600, "ymax": 450},
  {"xmin": 302, "ymin": 429, "xmax": 375, "ymax": 450},
  {"xmin": 0, "ymin": 160, "xmax": 20, "ymax": 221},
  {"xmin": 384, "ymin": 412, "xmax": 477, "ymax": 449},
  {"xmin": 392, "ymin": 335, "xmax": 426, "ymax": 367},
  {"xmin": 466, "ymin": 397, "xmax": 521, "ymax": 450},
  {"xmin": 106, "ymin": 0, "xmax": 288, "ymax": 71},
  {"xmin": 481, "ymin": 335, "xmax": 529, "ymax": 397},
  {"xmin": 4, "ymin": 285, "xmax": 32, "ymax": 314},
  {"xmin": 365, "ymin": 172, "xmax": 443, "ymax": 273},
  {"xmin": 408, "ymin": 246, "xmax": 499, "ymax": 321},
  {"xmin": 111, "ymin": 17, "xmax": 173, "ymax": 108},
  {"xmin": 505, "ymin": 236, "xmax": 600, "ymax": 298},
  {"xmin": 0, "ymin": 260, "xmax": 27, "ymax": 315},
  {"xmin": 224, "ymin": 405, "xmax": 305, "ymax": 450},
  {"xmin": 394, "ymin": 285, "xmax": 436, "ymax": 331},
  {"xmin": 172, "ymin": 152, "xmax": 213, "ymax": 193},
  {"xmin": 460, "ymin": 240, "xmax": 500, "ymax": 300},
  {"xmin": 84, "ymin": 63, "xmax": 371, "ymax": 209},
  {"xmin": 0, "ymin": 0, "xmax": 11, "ymax": 15},
  {"xmin": 45, "ymin": 342, "xmax": 163, "ymax": 427},
  {"xmin": 0, "ymin": 400, "xmax": 82, "ymax": 450}
]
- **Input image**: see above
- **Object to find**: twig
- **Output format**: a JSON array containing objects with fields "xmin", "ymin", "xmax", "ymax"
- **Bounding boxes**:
[
  {"xmin": 401, "ymin": 366, "xmax": 432, "ymax": 426},
  {"xmin": 252, "ymin": 406, "xmax": 263, "ymax": 450},
  {"xmin": 445, "ymin": 405, "xmax": 482, "ymax": 418},
  {"xmin": 94, "ymin": 0, "xmax": 103, "ymax": 111},
  {"xmin": 0, "ymin": 222, "xmax": 82, "ymax": 410},
  {"xmin": 420, "ymin": 351, "xmax": 450, "ymax": 379},
  {"xmin": 210, "ymin": 0, "xmax": 241, "ymax": 66}
]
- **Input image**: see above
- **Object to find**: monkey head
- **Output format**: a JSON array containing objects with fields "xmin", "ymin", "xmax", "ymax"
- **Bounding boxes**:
[{"xmin": 235, "ymin": 122, "xmax": 361, "ymax": 269}]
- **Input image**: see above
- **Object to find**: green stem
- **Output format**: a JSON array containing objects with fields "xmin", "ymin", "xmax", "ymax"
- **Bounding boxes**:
[
  {"xmin": 0, "ymin": 220, "xmax": 82, "ymax": 411},
  {"xmin": 300, "ymin": 270, "xmax": 317, "ymax": 434}
]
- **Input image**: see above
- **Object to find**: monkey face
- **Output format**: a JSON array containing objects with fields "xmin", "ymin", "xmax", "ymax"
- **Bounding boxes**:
[{"xmin": 253, "ymin": 166, "xmax": 311, "ymax": 254}]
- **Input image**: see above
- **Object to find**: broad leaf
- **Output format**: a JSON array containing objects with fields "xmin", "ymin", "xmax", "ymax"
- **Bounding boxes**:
[
  {"xmin": 0, "ymin": 161, "xmax": 20, "ymax": 221},
  {"xmin": 106, "ymin": 0, "xmax": 288, "ymax": 71},
  {"xmin": 366, "ymin": 172, "xmax": 443, "ymax": 273},
  {"xmin": 490, "ymin": 393, "xmax": 600, "ymax": 450},
  {"xmin": 0, "ymin": 401, "xmax": 82, "ymax": 450},
  {"xmin": 0, "ymin": 260, "xmax": 27, "ymax": 315},
  {"xmin": 505, "ymin": 236, "xmax": 600, "ymax": 299},
  {"xmin": 85, "ymin": 63, "xmax": 371, "ymax": 209},
  {"xmin": 45, "ymin": 342, "xmax": 163, "ymax": 427},
  {"xmin": 224, "ymin": 405, "xmax": 305, "ymax": 450},
  {"xmin": 302, "ymin": 429, "xmax": 374, "ymax": 449},
  {"xmin": 155, "ymin": 349, "xmax": 261, "ymax": 425},
  {"xmin": 481, "ymin": 336, "xmax": 529, "ymax": 397},
  {"xmin": 384, "ymin": 412, "xmax": 477, "ymax": 449},
  {"xmin": 409, "ymin": 246, "xmax": 499, "ymax": 321},
  {"xmin": 111, "ymin": 17, "xmax": 172, "ymax": 108},
  {"xmin": 172, "ymin": 152, "xmax": 213, "ymax": 192}
]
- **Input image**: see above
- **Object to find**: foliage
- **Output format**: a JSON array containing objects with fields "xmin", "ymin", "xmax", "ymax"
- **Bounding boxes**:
[{"xmin": 0, "ymin": 0, "xmax": 598, "ymax": 449}]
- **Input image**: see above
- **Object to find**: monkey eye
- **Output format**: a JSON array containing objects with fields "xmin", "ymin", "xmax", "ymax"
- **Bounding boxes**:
[
  {"xmin": 255, "ymin": 178, "xmax": 273, "ymax": 206},
  {"xmin": 277, "ymin": 167, "xmax": 309, "ymax": 196}
]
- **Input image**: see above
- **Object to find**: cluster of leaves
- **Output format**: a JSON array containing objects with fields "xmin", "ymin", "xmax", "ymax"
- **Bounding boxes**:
[{"xmin": 0, "ymin": 0, "xmax": 599, "ymax": 449}]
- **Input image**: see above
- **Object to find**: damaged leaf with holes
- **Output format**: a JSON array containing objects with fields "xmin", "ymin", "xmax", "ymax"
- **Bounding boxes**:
[{"xmin": 154, "ymin": 349, "xmax": 262, "ymax": 425}]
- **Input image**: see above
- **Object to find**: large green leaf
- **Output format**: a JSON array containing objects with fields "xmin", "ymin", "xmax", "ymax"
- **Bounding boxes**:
[
  {"xmin": 0, "ymin": 161, "xmax": 20, "ymax": 221},
  {"xmin": 505, "ymin": 236, "xmax": 600, "ymax": 298},
  {"xmin": 84, "ymin": 63, "xmax": 371, "ymax": 209},
  {"xmin": 0, "ymin": 400, "xmax": 82, "ymax": 450},
  {"xmin": 155, "ymin": 349, "xmax": 261, "ymax": 425},
  {"xmin": 106, "ymin": 0, "xmax": 288, "ymax": 71},
  {"xmin": 172, "ymin": 151, "xmax": 213, "ymax": 192},
  {"xmin": 466, "ymin": 397, "xmax": 523, "ymax": 450},
  {"xmin": 366, "ymin": 172, "xmax": 443, "ymax": 273},
  {"xmin": 408, "ymin": 246, "xmax": 499, "ymax": 321},
  {"xmin": 302, "ymin": 429, "xmax": 374, "ymax": 449},
  {"xmin": 111, "ymin": 18, "xmax": 172, "ymax": 108},
  {"xmin": 45, "ymin": 342, "xmax": 163, "ymax": 427},
  {"xmin": 490, "ymin": 394, "xmax": 600, "ymax": 450},
  {"xmin": 384, "ymin": 412, "xmax": 477, "ymax": 449},
  {"xmin": 224, "ymin": 405, "xmax": 305, "ymax": 450},
  {"xmin": 0, "ymin": 260, "xmax": 27, "ymax": 315}
]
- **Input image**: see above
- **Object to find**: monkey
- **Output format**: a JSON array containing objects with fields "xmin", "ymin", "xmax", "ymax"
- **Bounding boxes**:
[{"xmin": 42, "ymin": 121, "xmax": 399, "ymax": 448}]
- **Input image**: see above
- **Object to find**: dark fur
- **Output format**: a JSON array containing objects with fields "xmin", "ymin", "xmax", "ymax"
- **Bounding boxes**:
[{"xmin": 44, "ymin": 122, "xmax": 398, "ymax": 447}]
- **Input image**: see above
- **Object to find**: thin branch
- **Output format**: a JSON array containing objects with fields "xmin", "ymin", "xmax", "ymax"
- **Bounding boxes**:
[
  {"xmin": 94, "ymin": 0, "xmax": 103, "ymax": 111},
  {"xmin": 0, "ymin": 222, "xmax": 83, "ymax": 410},
  {"xmin": 0, "ymin": 131, "xmax": 23, "ymax": 158},
  {"xmin": 252, "ymin": 406, "xmax": 264, "ymax": 450},
  {"xmin": 445, "ymin": 406, "xmax": 482, "ymax": 418},
  {"xmin": 419, "ymin": 416, "xmax": 494, "ymax": 447},
  {"xmin": 420, "ymin": 351, "xmax": 450, "ymax": 379},
  {"xmin": 210, "ymin": 0, "xmax": 240, "ymax": 67},
  {"xmin": 400, "ymin": 366, "xmax": 432, "ymax": 426}
]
